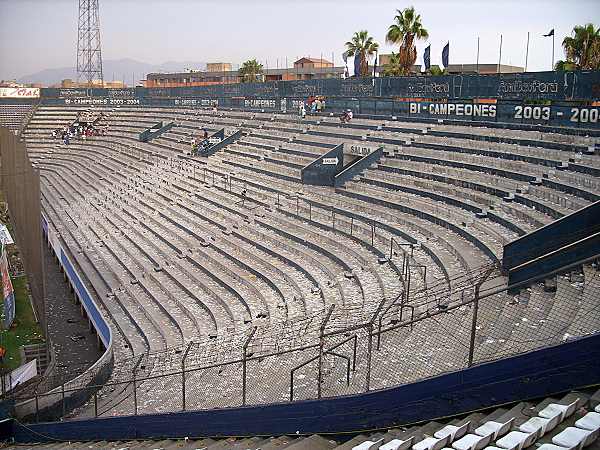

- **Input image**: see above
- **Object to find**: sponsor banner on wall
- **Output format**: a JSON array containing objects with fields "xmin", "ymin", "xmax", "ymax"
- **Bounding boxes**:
[
  {"xmin": 3, "ymin": 359, "xmax": 37, "ymax": 391},
  {"xmin": 0, "ymin": 224, "xmax": 14, "ymax": 245},
  {"xmin": 1, "ymin": 245, "xmax": 15, "ymax": 329},
  {"xmin": 0, "ymin": 87, "xmax": 40, "ymax": 98},
  {"xmin": 39, "ymin": 96, "xmax": 600, "ymax": 130},
  {"xmin": 39, "ymin": 71, "xmax": 600, "ymax": 101}
]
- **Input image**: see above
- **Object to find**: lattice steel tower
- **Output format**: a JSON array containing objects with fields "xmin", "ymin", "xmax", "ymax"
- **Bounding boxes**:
[{"xmin": 76, "ymin": 0, "xmax": 103, "ymax": 86}]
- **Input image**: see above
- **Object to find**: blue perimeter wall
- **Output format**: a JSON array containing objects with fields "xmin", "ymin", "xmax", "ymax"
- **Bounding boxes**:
[
  {"xmin": 13, "ymin": 332, "xmax": 600, "ymax": 442},
  {"xmin": 32, "ymin": 71, "xmax": 600, "ymax": 130}
]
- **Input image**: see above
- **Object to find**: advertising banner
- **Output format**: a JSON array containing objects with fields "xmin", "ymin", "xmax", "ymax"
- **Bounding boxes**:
[
  {"xmin": 0, "ymin": 87, "xmax": 40, "ymax": 98},
  {"xmin": 1, "ymin": 245, "xmax": 15, "ymax": 329},
  {"xmin": 0, "ymin": 224, "xmax": 14, "ymax": 245},
  {"xmin": 3, "ymin": 359, "xmax": 37, "ymax": 391}
]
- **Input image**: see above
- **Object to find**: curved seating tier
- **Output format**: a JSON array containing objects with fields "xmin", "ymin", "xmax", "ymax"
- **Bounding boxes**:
[{"xmin": 21, "ymin": 104, "xmax": 600, "ymax": 416}]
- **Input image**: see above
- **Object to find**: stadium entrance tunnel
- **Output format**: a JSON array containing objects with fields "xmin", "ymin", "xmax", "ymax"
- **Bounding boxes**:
[
  {"xmin": 193, "ymin": 128, "xmax": 243, "ymax": 157},
  {"xmin": 139, "ymin": 121, "xmax": 175, "ymax": 142},
  {"xmin": 301, "ymin": 143, "xmax": 384, "ymax": 187}
]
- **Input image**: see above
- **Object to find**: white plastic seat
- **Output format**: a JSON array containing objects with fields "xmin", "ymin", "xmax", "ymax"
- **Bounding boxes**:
[
  {"xmin": 539, "ymin": 399, "xmax": 580, "ymax": 422},
  {"xmin": 413, "ymin": 435, "xmax": 450, "ymax": 450},
  {"xmin": 536, "ymin": 445, "xmax": 572, "ymax": 450},
  {"xmin": 353, "ymin": 438, "xmax": 384, "ymax": 450},
  {"xmin": 552, "ymin": 427, "xmax": 597, "ymax": 448},
  {"xmin": 452, "ymin": 433, "xmax": 492, "ymax": 450},
  {"xmin": 496, "ymin": 430, "xmax": 538, "ymax": 450},
  {"xmin": 475, "ymin": 418, "xmax": 515, "ymax": 441},
  {"xmin": 435, "ymin": 422, "xmax": 470, "ymax": 442},
  {"xmin": 518, "ymin": 415, "xmax": 560, "ymax": 436},
  {"xmin": 380, "ymin": 437, "xmax": 414, "ymax": 450},
  {"xmin": 484, "ymin": 447, "xmax": 518, "ymax": 450},
  {"xmin": 575, "ymin": 411, "xmax": 600, "ymax": 432}
]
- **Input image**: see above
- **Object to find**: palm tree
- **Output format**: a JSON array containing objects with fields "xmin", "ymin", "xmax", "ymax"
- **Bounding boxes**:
[
  {"xmin": 238, "ymin": 59, "xmax": 264, "ymax": 83},
  {"xmin": 561, "ymin": 23, "xmax": 600, "ymax": 70},
  {"xmin": 381, "ymin": 52, "xmax": 403, "ymax": 77},
  {"xmin": 345, "ymin": 31, "xmax": 379, "ymax": 77},
  {"xmin": 428, "ymin": 65, "xmax": 445, "ymax": 76},
  {"xmin": 554, "ymin": 60, "xmax": 577, "ymax": 71},
  {"xmin": 386, "ymin": 6, "xmax": 429, "ymax": 76}
]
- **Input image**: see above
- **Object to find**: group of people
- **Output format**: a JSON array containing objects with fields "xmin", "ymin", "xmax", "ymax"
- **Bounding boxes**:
[
  {"xmin": 307, "ymin": 96, "xmax": 326, "ymax": 113},
  {"xmin": 191, "ymin": 128, "xmax": 210, "ymax": 155},
  {"xmin": 298, "ymin": 96, "xmax": 328, "ymax": 119},
  {"xmin": 52, "ymin": 122, "xmax": 106, "ymax": 145}
]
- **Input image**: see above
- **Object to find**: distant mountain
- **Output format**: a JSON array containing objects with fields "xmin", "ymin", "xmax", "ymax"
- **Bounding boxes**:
[{"xmin": 18, "ymin": 58, "xmax": 207, "ymax": 86}]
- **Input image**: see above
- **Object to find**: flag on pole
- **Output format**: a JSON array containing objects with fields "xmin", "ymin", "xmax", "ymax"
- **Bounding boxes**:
[
  {"xmin": 373, "ymin": 51, "xmax": 378, "ymax": 77},
  {"xmin": 442, "ymin": 42, "xmax": 450, "ymax": 68},
  {"xmin": 424, "ymin": 45, "xmax": 431, "ymax": 70},
  {"xmin": 342, "ymin": 51, "xmax": 350, "ymax": 78},
  {"xmin": 353, "ymin": 53, "xmax": 361, "ymax": 77},
  {"xmin": 543, "ymin": 29, "xmax": 554, "ymax": 37}
]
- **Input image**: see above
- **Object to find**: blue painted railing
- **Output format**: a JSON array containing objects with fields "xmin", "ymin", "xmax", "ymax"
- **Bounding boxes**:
[{"xmin": 15, "ymin": 214, "xmax": 113, "ymax": 420}]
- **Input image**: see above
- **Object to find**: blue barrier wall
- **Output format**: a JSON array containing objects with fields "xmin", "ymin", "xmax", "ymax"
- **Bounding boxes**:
[
  {"xmin": 13, "ymin": 332, "xmax": 600, "ymax": 442},
  {"xmin": 38, "ymin": 96, "xmax": 600, "ymax": 131},
  {"xmin": 508, "ymin": 233, "xmax": 600, "ymax": 286},
  {"xmin": 503, "ymin": 201, "xmax": 600, "ymax": 270},
  {"xmin": 60, "ymin": 249, "xmax": 111, "ymax": 347}
]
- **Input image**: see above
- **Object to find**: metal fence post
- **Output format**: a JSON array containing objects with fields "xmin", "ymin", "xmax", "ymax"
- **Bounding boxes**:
[
  {"xmin": 133, "ymin": 369, "xmax": 138, "ymax": 416},
  {"xmin": 94, "ymin": 390, "xmax": 98, "ymax": 417},
  {"xmin": 366, "ymin": 324, "xmax": 373, "ymax": 392},
  {"xmin": 317, "ymin": 305, "xmax": 335, "ymax": 399},
  {"xmin": 468, "ymin": 267, "xmax": 495, "ymax": 367},
  {"xmin": 35, "ymin": 392, "xmax": 39, "ymax": 423},
  {"xmin": 242, "ymin": 326, "xmax": 257, "ymax": 406},
  {"xmin": 61, "ymin": 383, "xmax": 65, "ymax": 417},
  {"xmin": 181, "ymin": 342, "xmax": 192, "ymax": 411},
  {"xmin": 468, "ymin": 294, "xmax": 480, "ymax": 368},
  {"xmin": 352, "ymin": 334, "xmax": 358, "ymax": 371},
  {"xmin": 371, "ymin": 221, "xmax": 375, "ymax": 246}
]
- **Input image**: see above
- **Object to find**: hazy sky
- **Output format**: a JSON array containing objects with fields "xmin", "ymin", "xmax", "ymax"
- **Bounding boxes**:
[{"xmin": 0, "ymin": 0, "xmax": 598, "ymax": 80}]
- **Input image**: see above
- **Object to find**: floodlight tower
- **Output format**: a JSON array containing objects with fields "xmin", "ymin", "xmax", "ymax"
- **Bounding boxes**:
[{"xmin": 76, "ymin": 0, "xmax": 104, "ymax": 86}]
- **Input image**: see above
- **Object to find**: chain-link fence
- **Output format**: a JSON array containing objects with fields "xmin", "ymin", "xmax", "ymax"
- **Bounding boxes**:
[{"xmin": 9, "ymin": 245, "xmax": 600, "ymax": 423}]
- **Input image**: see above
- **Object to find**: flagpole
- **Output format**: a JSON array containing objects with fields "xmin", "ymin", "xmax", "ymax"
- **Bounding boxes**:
[
  {"xmin": 320, "ymin": 52, "xmax": 323, "ymax": 77},
  {"xmin": 331, "ymin": 51, "xmax": 334, "ymax": 77},
  {"xmin": 552, "ymin": 32, "xmax": 555, "ymax": 70},
  {"xmin": 476, "ymin": 37, "xmax": 480, "ymax": 74},
  {"xmin": 498, "ymin": 34, "xmax": 503, "ymax": 73},
  {"xmin": 373, "ymin": 50, "xmax": 378, "ymax": 78},
  {"xmin": 525, "ymin": 32, "xmax": 530, "ymax": 72}
]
